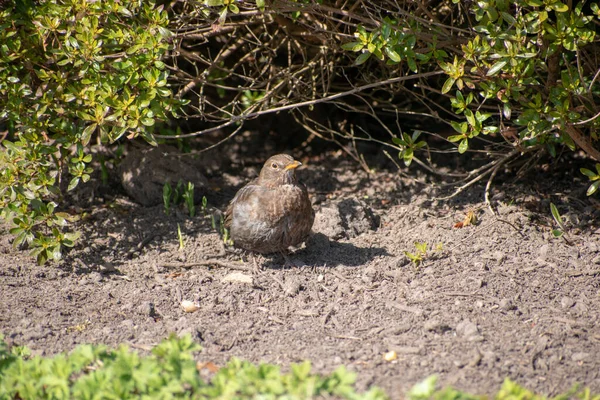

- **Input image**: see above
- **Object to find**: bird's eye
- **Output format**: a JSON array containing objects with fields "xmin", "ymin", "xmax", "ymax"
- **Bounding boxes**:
[{"xmin": 271, "ymin": 163, "xmax": 279, "ymax": 169}]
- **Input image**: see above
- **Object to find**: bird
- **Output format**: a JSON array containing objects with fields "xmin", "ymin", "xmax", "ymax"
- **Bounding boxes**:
[{"xmin": 223, "ymin": 154, "xmax": 315, "ymax": 258}]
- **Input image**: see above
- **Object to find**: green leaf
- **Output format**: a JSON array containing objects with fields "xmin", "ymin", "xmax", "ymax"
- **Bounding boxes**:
[
  {"xmin": 441, "ymin": 77, "xmax": 455, "ymax": 94},
  {"xmin": 206, "ymin": 0, "xmax": 224, "ymax": 5},
  {"xmin": 256, "ymin": 0, "xmax": 265, "ymax": 11},
  {"xmin": 384, "ymin": 47, "xmax": 401, "ymax": 62},
  {"xmin": 354, "ymin": 52, "xmax": 371, "ymax": 65},
  {"xmin": 580, "ymin": 168, "xmax": 596, "ymax": 178},
  {"xmin": 458, "ymin": 138, "xmax": 469, "ymax": 153},
  {"xmin": 503, "ymin": 103, "xmax": 511, "ymax": 119},
  {"xmin": 447, "ymin": 135, "xmax": 464, "ymax": 143},
  {"xmin": 587, "ymin": 180, "xmax": 600, "ymax": 196},
  {"xmin": 68, "ymin": 177, "xmax": 80, "ymax": 192},
  {"xmin": 81, "ymin": 124, "xmax": 97, "ymax": 146},
  {"xmin": 341, "ymin": 42, "xmax": 364, "ymax": 52},
  {"xmin": 487, "ymin": 60, "xmax": 507, "ymax": 76},
  {"xmin": 141, "ymin": 118, "xmax": 155, "ymax": 126},
  {"xmin": 392, "ymin": 137, "xmax": 407, "ymax": 146},
  {"xmin": 501, "ymin": 12, "xmax": 517, "ymax": 24},
  {"xmin": 218, "ymin": 7, "xmax": 228, "ymax": 24},
  {"xmin": 408, "ymin": 375, "xmax": 438, "ymax": 398},
  {"xmin": 550, "ymin": 2, "xmax": 569, "ymax": 12},
  {"xmin": 403, "ymin": 148, "xmax": 414, "ymax": 167},
  {"xmin": 552, "ymin": 229, "xmax": 563, "ymax": 238},
  {"xmin": 228, "ymin": 3, "xmax": 239, "ymax": 13},
  {"xmin": 550, "ymin": 202, "xmax": 564, "ymax": 228},
  {"xmin": 450, "ymin": 121, "xmax": 468, "ymax": 134}
]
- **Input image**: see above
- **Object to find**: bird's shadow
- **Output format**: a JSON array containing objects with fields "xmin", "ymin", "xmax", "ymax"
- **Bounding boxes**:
[{"xmin": 261, "ymin": 233, "xmax": 391, "ymax": 269}]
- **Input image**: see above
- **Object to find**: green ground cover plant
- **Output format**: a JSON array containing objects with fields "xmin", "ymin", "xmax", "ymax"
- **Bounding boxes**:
[{"xmin": 1, "ymin": 334, "xmax": 598, "ymax": 400}]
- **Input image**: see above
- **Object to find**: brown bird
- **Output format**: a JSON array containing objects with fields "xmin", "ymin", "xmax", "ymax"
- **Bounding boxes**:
[{"xmin": 224, "ymin": 154, "xmax": 315, "ymax": 255}]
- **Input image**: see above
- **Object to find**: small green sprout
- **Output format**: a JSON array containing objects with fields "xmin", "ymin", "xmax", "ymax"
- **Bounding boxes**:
[
  {"xmin": 177, "ymin": 223, "xmax": 185, "ymax": 250},
  {"xmin": 550, "ymin": 202, "xmax": 566, "ymax": 239},
  {"xmin": 163, "ymin": 182, "xmax": 173, "ymax": 216},
  {"xmin": 182, "ymin": 182, "xmax": 195, "ymax": 217},
  {"xmin": 404, "ymin": 242, "xmax": 428, "ymax": 266}
]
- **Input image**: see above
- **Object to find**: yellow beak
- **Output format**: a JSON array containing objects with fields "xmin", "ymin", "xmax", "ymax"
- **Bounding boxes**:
[{"xmin": 284, "ymin": 160, "xmax": 302, "ymax": 170}]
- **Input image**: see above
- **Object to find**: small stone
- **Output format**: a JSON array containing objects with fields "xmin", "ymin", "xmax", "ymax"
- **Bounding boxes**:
[
  {"xmin": 423, "ymin": 318, "xmax": 451, "ymax": 333},
  {"xmin": 283, "ymin": 278, "xmax": 302, "ymax": 296},
  {"xmin": 222, "ymin": 272, "xmax": 253, "ymax": 284},
  {"xmin": 456, "ymin": 320, "xmax": 480, "ymax": 338},
  {"xmin": 538, "ymin": 244, "xmax": 549, "ymax": 260},
  {"xmin": 493, "ymin": 251, "xmax": 506, "ymax": 263},
  {"xmin": 571, "ymin": 352, "xmax": 589, "ymax": 362},
  {"xmin": 560, "ymin": 296, "xmax": 575, "ymax": 309},
  {"xmin": 499, "ymin": 298, "xmax": 516, "ymax": 311}
]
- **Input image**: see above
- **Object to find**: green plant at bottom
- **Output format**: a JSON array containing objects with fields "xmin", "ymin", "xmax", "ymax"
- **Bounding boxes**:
[
  {"xmin": 0, "ymin": 333, "xmax": 386, "ymax": 399},
  {"xmin": 1, "ymin": 333, "xmax": 599, "ymax": 400}
]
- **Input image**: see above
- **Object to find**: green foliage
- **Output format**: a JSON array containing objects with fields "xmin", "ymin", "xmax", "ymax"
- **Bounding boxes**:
[
  {"xmin": 404, "ymin": 242, "xmax": 429, "ymax": 266},
  {"xmin": 580, "ymin": 164, "xmax": 600, "ymax": 196},
  {"xmin": 1, "ymin": 333, "xmax": 598, "ymax": 399},
  {"xmin": 341, "ymin": 1, "xmax": 598, "ymax": 163},
  {"xmin": 163, "ymin": 180, "xmax": 196, "ymax": 217},
  {"xmin": 342, "ymin": 18, "xmax": 446, "ymax": 69},
  {"xmin": 0, "ymin": 333, "xmax": 386, "ymax": 399},
  {"xmin": 182, "ymin": 182, "xmax": 196, "ymax": 217},
  {"xmin": 550, "ymin": 202, "xmax": 566, "ymax": 238},
  {"xmin": 0, "ymin": 0, "xmax": 187, "ymax": 264},
  {"xmin": 392, "ymin": 131, "xmax": 427, "ymax": 166}
]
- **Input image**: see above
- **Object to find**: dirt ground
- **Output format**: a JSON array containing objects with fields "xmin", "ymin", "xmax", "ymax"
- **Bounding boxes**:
[{"xmin": 1, "ymin": 142, "xmax": 600, "ymax": 398}]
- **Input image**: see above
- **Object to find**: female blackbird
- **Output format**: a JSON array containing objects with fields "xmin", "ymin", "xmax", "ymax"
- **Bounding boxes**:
[{"xmin": 224, "ymin": 154, "xmax": 315, "ymax": 254}]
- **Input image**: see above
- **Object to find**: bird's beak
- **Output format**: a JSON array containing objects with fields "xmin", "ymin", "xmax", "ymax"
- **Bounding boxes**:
[{"xmin": 284, "ymin": 160, "xmax": 302, "ymax": 170}]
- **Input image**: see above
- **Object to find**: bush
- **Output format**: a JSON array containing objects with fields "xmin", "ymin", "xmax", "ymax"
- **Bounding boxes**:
[
  {"xmin": 0, "ymin": 333, "xmax": 387, "ymax": 399},
  {"xmin": 168, "ymin": 0, "xmax": 599, "ymax": 170},
  {"xmin": 0, "ymin": 0, "xmax": 186, "ymax": 263}
]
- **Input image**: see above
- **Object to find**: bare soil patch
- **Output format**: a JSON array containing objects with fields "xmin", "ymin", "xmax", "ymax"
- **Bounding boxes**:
[{"xmin": 2, "ymin": 146, "xmax": 600, "ymax": 397}]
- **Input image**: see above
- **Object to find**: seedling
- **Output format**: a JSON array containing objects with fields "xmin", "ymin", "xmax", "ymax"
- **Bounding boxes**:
[
  {"xmin": 550, "ymin": 202, "xmax": 567, "ymax": 239},
  {"xmin": 404, "ymin": 242, "xmax": 428, "ymax": 266},
  {"xmin": 163, "ymin": 182, "xmax": 173, "ymax": 216},
  {"xmin": 202, "ymin": 196, "xmax": 208, "ymax": 215},
  {"xmin": 182, "ymin": 182, "xmax": 195, "ymax": 217},
  {"xmin": 177, "ymin": 223, "xmax": 185, "ymax": 250},
  {"xmin": 221, "ymin": 219, "xmax": 231, "ymax": 245}
]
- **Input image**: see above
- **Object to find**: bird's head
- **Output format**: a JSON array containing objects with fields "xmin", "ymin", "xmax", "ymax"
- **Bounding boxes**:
[{"xmin": 258, "ymin": 154, "xmax": 302, "ymax": 187}]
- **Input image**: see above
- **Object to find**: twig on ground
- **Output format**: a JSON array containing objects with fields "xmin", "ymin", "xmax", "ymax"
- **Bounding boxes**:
[{"xmin": 161, "ymin": 260, "xmax": 251, "ymax": 271}]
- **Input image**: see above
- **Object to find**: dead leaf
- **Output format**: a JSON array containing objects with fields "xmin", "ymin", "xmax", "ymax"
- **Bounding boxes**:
[
  {"xmin": 197, "ymin": 361, "xmax": 220, "ymax": 373},
  {"xmin": 454, "ymin": 210, "xmax": 477, "ymax": 228}
]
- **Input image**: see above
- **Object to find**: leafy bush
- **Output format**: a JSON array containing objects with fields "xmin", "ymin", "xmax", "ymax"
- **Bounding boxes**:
[
  {"xmin": 0, "ymin": 0, "xmax": 186, "ymax": 263},
  {"xmin": 168, "ymin": 0, "xmax": 599, "ymax": 175},
  {"xmin": 0, "ymin": 333, "xmax": 387, "ymax": 399}
]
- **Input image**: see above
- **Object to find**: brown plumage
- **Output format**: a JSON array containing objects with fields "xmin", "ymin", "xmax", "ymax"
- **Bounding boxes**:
[{"xmin": 224, "ymin": 154, "xmax": 315, "ymax": 254}]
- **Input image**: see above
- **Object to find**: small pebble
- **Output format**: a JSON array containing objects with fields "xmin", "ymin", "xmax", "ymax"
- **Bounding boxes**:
[
  {"xmin": 560, "ymin": 296, "xmax": 575, "ymax": 309},
  {"xmin": 499, "ymin": 298, "xmax": 517, "ymax": 311}
]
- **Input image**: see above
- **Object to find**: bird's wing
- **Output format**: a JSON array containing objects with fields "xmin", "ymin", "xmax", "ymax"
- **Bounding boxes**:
[{"xmin": 223, "ymin": 179, "xmax": 259, "ymax": 228}]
